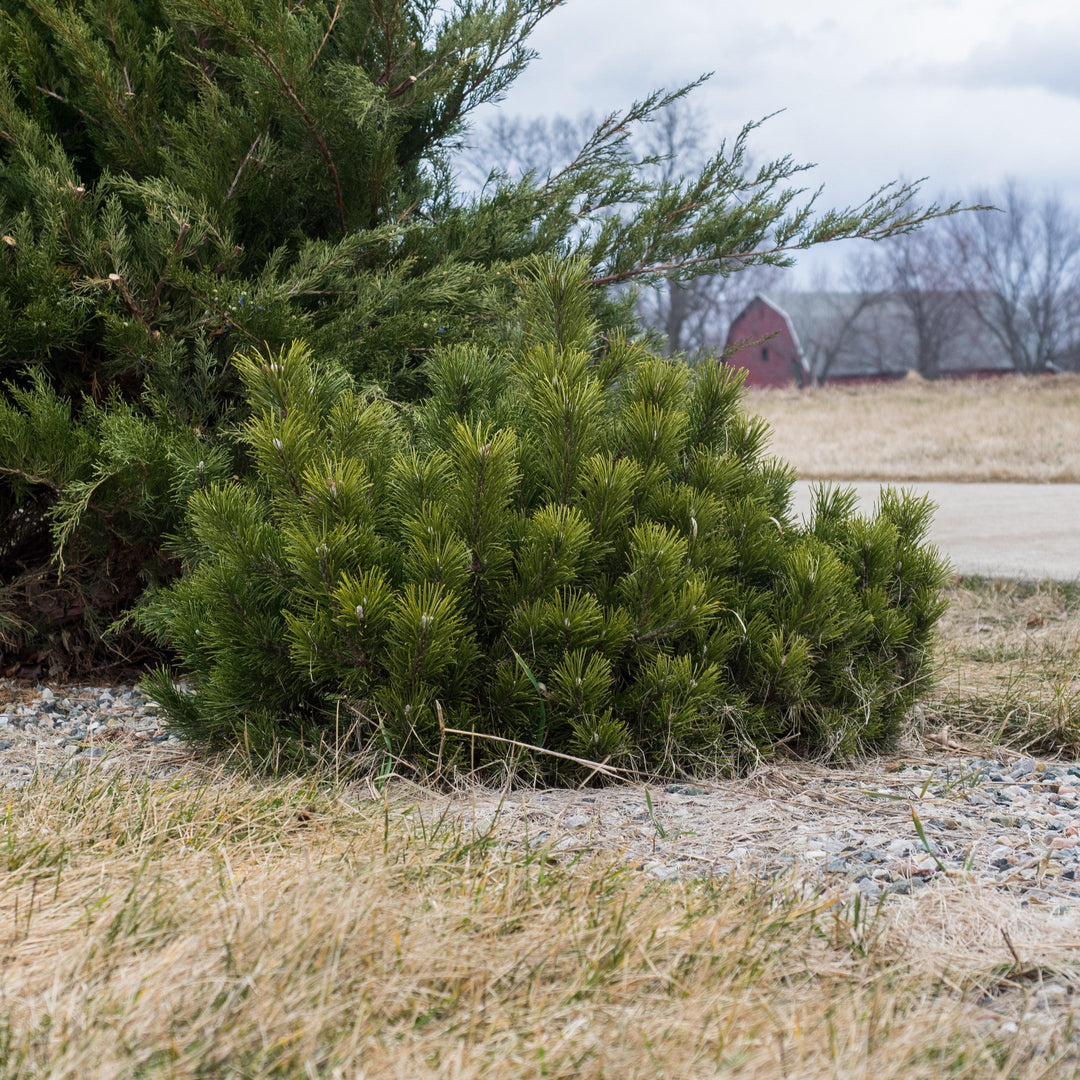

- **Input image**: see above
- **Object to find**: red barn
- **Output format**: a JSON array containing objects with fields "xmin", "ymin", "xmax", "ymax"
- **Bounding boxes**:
[
  {"xmin": 723, "ymin": 295, "xmax": 809, "ymax": 387},
  {"xmin": 723, "ymin": 292, "xmax": 1018, "ymax": 386}
]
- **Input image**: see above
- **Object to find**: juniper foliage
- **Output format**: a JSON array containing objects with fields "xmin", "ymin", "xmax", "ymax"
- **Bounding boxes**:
[
  {"xmin": 0, "ymin": 0, "xmax": 960, "ymax": 670},
  {"xmin": 141, "ymin": 259, "xmax": 949, "ymax": 778}
]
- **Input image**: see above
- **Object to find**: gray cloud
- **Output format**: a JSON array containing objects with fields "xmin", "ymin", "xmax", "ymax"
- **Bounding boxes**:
[
  {"xmin": 482, "ymin": 0, "xmax": 1080, "ymax": 255},
  {"xmin": 933, "ymin": 22, "xmax": 1080, "ymax": 99}
]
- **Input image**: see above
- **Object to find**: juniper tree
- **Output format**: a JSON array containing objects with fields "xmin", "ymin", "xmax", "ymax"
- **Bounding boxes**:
[
  {"xmin": 0, "ymin": 0, "xmax": 956, "ymax": 670},
  {"xmin": 142, "ymin": 258, "xmax": 950, "ymax": 779}
]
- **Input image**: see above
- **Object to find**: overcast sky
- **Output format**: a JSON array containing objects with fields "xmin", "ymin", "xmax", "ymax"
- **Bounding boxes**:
[{"xmin": 471, "ymin": 0, "xmax": 1080, "ymax": 283}]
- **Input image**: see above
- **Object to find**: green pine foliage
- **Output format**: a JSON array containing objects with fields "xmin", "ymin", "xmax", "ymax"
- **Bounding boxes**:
[
  {"xmin": 0, "ymin": 0, "xmax": 957, "ymax": 669},
  {"xmin": 142, "ymin": 259, "xmax": 950, "ymax": 779}
]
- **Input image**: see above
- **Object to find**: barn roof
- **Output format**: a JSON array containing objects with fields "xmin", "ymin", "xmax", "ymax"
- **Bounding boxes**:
[{"xmin": 744, "ymin": 294, "xmax": 812, "ymax": 375}]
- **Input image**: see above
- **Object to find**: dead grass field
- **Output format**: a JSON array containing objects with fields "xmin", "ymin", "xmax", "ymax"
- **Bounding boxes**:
[
  {"xmin": 2, "ymin": 583, "xmax": 1080, "ymax": 1078},
  {"xmin": 1, "ymin": 763, "xmax": 1077, "ymax": 1080},
  {"xmin": 745, "ymin": 374, "xmax": 1080, "ymax": 483}
]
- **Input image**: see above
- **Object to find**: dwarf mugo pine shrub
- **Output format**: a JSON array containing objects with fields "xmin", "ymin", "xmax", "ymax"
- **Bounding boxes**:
[{"xmin": 143, "ymin": 260, "xmax": 949, "ymax": 778}]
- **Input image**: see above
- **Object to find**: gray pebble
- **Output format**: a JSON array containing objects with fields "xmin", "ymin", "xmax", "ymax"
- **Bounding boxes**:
[
  {"xmin": 0, "ymin": 682, "xmax": 185, "ymax": 788},
  {"xmin": 645, "ymin": 861, "xmax": 680, "ymax": 881},
  {"xmin": 859, "ymin": 849, "xmax": 888, "ymax": 862}
]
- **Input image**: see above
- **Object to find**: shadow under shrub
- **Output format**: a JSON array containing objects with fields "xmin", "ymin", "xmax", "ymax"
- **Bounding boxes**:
[{"xmin": 141, "ymin": 259, "xmax": 950, "ymax": 781}]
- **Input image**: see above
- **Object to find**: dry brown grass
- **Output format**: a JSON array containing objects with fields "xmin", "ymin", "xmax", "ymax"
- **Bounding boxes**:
[
  {"xmin": 1, "ymin": 761, "xmax": 1078, "ymax": 1079},
  {"xmin": 2, "ymin": 584, "xmax": 1079, "ymax": 1077},
  {"xmin": 929, "ymin": 579, "xmax": 1080, "ymax": 756},
  {"xmin": 745, "ymin": 374, "xmax": 1080, "ymax": 483}
]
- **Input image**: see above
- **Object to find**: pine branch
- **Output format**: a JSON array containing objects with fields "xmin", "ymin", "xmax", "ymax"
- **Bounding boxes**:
[
  {"xmin": 0, "ymin": 466, "xmax": 60, "ymax": 491},
  {"xmin": 149, "ymin": 222, "xmax": 192, "ymax": 314},
  {"xmin": 308, "ymin": 0, "xmax": 342, "ymax": 70},
  {"xmin": 587, "ymin": 202, "xmax": 961, "ymax": 287},
  {"xmin": 32, "ymin": 8, "xmax": 148, "ymax": 159}
]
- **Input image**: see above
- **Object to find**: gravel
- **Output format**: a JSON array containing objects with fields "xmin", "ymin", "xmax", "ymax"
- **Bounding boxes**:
[
  {"xmin": 454, "ymin": 753, "xmax": 1080, "ymax": 915},
  {"xmin": 0, "ymin": 681, "xmax": 187, "ymax": 787},
  {"xmin": 4, "ymin": 680, "xmax": 1080, "ymax": 912},
  {"xmin": 768, "ymin": 755, "xmax": 1080, "ymax": 907}
]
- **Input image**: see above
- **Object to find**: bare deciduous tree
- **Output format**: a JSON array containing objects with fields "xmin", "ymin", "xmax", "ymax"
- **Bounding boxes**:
[
  {"xmin": 456, "ymin": 112, "xmax": 599, "ymax": 191},
  {"xmin": 774, "ymin": 287, "xmax": 890, "ymax": 385},
  {"xmin": 632, "ymin": 101, "xmax": 781, "ymax": 357},
  {"xmin": 949, "ymin": 183, "xmax": 1080, "ymax": 374},
  {"xmin": 855, "ymin": 225, "xmax": 965, "ymax": 379},
  {"xmin": 831, "ymin": 183, "xmax": 1080, "ymax": 377}
]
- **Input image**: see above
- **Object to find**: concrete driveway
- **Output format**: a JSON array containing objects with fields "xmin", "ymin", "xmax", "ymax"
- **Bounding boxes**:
[{"xmin": 792, "ymin": 481, "xmax": 1080, "ymax": 582}]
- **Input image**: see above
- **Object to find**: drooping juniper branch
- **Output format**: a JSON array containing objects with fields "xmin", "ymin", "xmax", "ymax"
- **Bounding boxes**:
[
  {"xmin": 587, "ymin": 214, "xmax": 952, "ymax": 287},
  {"xmin": 34, "ymin": 86, "xmax": 103, "ymax": 128},
  {"xmin": 308, "ymin": 0, "xmax": 342, "ymax": 70},
  {"xmin": 0, "ymin": 466, "xmax": 61, "ymax": 491}
]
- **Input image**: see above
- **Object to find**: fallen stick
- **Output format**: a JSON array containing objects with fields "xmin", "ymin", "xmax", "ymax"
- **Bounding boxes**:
[{"xmin": 436, "ymin": 702, "xmax": 647, "ymax": 781}]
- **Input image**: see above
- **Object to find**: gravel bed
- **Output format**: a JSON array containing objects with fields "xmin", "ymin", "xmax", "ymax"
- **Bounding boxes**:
[
  {"xmin": 4, "ymin": 679, "xmax": 1080, "ymax": 910},
  {"xmin": 451, "ymin": 755, "xmax": 1080, "ymax": 912},
  {"xmin": 4, "ymin": 678, "xmax": 1079, "ymax": 1043},
  {"xmin": 445, "ymin": 750, "xmax": 1080, "ymax": 1042},
  {"xmin": 0, "ymin": 680, "xmax": 192, "ymax": 786}
]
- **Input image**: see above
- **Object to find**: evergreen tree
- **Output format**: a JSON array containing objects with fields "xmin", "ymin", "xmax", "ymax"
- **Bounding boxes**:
[
  {"xmin": 0, "ymin": 0, "xmax": 954, "ymax": 671},
  {"xmin": 142, "ymin": 258, "xmax": 950, "ymax": 779}
]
